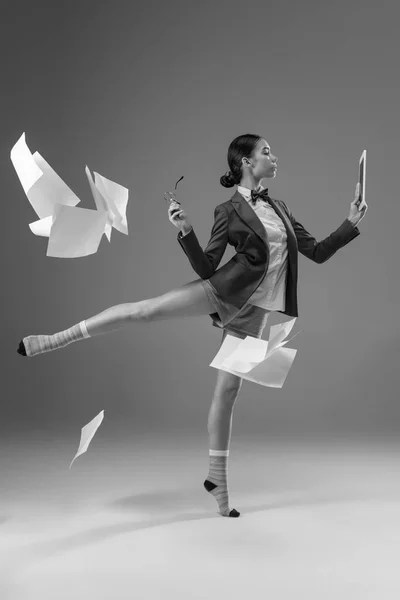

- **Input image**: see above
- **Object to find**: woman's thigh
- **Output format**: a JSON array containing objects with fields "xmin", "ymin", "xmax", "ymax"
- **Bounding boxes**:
[{"xmin": 142, "ymin": 278, "xmax": 216, "ymax": 321}]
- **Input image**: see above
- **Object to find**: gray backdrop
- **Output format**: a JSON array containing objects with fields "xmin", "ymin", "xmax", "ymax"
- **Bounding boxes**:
[{"xmin": 1, "ymin": 0, "xmax": 399, "ymax": 446}]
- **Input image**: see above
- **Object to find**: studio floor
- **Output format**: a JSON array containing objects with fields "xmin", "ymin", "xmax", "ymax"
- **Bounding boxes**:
[{"xmin": 1, "ymin": 432, "xmax": 400, "ymax": 599}]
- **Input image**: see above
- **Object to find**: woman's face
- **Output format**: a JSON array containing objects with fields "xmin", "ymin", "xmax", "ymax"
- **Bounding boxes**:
[{"xmin": 244, "ymin": 138, "xmax": 278, "ymax": 179}]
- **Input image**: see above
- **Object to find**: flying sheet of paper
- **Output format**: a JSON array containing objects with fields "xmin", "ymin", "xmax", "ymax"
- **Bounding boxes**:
[
  {"xmin": 10, "ymin": 133, "xmax": 81, "ymax": 219},
  {"xmin": 85, "ymin": 167, "xmax": 113, "ymax": 242},
  {"xmin": 10, "ymin": 133, "xmax": 43, "ymax": 195},
  {"xmin": 84, "ymin": 168, "xmax": 130, "ymax": 240},
  {"xmin": 69, "ymin": 410, "xmax": 105, "ymax": 469},
  {"xmin": 210, "ymin": 318, "xmax": 302, "ymax": 388},
  {"xmin": 29, "ymin": 215, "xmax": 54, "ymax": 237},
  {"xmin": 94, "ymin": 171, "xmax": 129, "ymax": 235},
  {"xmin": 47, "ymin": 204, "xmax": 108, "ymax": 258},
  {"xmin": 11, "ymin": 133, "xmax": 129, "ymax": 257}
]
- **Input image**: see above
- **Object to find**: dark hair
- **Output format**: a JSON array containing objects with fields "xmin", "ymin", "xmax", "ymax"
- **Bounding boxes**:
[{"xmin": 220, "ymin": 134, "xmax": 262, "ymax": 188}]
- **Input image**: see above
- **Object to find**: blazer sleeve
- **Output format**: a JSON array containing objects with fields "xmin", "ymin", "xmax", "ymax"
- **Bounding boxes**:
[
  {"xmin": 280, "ymin": 200, "xmax": 361, "ymax": 264},
  {"xmin": 176, "ymin": 205, "xmax": 229, "ymax": 279}
]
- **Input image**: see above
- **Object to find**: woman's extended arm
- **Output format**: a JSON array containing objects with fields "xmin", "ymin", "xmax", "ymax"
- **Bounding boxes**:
[{"xmin": 280, "ymin": 200, "xmax": 361, "ymax": 264}]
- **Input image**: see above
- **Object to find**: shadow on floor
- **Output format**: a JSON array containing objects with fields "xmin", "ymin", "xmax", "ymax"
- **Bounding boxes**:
[{"xmin": 11, "ymin": 483, "xmax": 399, "ymax": 568}]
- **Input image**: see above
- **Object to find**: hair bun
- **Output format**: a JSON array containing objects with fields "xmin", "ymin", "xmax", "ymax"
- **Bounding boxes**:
[{"xmin": 220, "ymin": 170, "xmax": 235, "ymax": 188}]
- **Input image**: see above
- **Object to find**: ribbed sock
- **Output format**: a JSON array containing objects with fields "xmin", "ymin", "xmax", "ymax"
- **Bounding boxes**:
[
  {"xmin": 17, "ymin": 321, "xmax": 90, "ymax": 357},
  {"xmin": 203, "ymin": 449, "xmax": 240, "ymax": 517}
]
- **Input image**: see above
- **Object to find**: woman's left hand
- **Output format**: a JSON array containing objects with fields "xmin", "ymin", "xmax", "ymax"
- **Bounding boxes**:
[{"xmin": 348, "ymin": 182, "xmax": 368, "ymax": 225}]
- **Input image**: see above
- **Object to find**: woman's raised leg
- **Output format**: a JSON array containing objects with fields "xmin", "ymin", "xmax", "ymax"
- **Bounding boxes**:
[
  {"xmin": 85, "ymin": 277, "xmax": 215, "ymax": 334},
  {"xmin": 18, "ymin": 278, "xmax": 216, "ymax": 357}
]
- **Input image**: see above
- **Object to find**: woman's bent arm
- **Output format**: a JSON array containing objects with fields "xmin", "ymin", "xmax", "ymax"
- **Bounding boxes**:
[{"xmin": 177, "ymin": 205, "xmax": 230, "ymax": 279}]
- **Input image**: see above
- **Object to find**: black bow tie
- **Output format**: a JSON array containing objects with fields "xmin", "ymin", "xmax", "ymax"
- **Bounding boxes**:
[{"xmin": 250, "ymin": 188, "xmax": 270, "ymax": 205}]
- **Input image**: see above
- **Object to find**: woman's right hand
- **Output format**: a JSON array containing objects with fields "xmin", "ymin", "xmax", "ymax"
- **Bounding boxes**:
[{"xmin": 168, "ymin": 201, "xmax": 192, "ymax": 232}]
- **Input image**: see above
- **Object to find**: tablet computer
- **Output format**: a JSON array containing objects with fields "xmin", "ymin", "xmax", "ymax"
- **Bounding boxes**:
[{"xmin": 358, "ymin": 150, "xmax": 367, "ymax": 210}]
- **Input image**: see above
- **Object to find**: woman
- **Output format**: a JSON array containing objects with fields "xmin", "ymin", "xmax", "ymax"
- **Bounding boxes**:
[{"xmin": 17, "ymin": 134, "xmax": 368, "ymax": 518}]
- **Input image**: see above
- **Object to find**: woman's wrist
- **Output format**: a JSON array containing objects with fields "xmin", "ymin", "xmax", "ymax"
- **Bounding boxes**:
[
  {"xmin": 347, "ymin": 216, "xmax": 358, "ymax": 227},
  {"xmin": 180, "ymin": 225, "xmax": 193, "ymax": 236}
]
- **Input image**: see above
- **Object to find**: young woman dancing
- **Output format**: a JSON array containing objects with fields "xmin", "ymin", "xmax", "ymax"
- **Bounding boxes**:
[{"xmin": 17, "ymin": 134, "xmax": 368, "ymax": 518}]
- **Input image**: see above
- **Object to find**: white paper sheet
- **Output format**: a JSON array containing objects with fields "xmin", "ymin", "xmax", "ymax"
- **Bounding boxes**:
[
  {"xmin": 29, "ymin": 215, "xmax": 54, "ymax": 237},
  {"xmin": 11, "ymin": 133, "xmax": 129, "ymax": 257},
  {"xmin": 10, "ymin": 133, "xmax": 81, "ymax": 219},
  {"xmin": 47, "ymin": 204, "xmax": 108, "ymax": 258},
  {"xmin": 84, "ymin": 167, "xmax": 130, "ymax": 240},
  {"xmin": 210, "ymin": 318, "xmax": 302, "ymax": 388},
  {"xmin": 94, "ymin": 171, "xmax": 129, "ymax": 235},
  {"xmin": 10, "ymin": 132, "xmax": 43, "ymax": 195},
  {"xmin": 84, "ymin": 166, "xmax": 113, "ymax": 242},
  {"xmin": 69, "ymin": 410, "xmax": 105, "ymax": 469}
]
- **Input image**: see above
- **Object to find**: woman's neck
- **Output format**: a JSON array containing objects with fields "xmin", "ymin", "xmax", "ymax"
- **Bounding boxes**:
[{"xmin": 239, "ymin": 175, "xmax": 262, "ymax": 191}]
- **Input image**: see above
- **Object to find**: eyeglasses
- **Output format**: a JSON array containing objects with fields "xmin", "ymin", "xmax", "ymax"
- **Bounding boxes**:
[{"xmin": 164, "ymin": 175, "xmax": 184, "ymax": 206}]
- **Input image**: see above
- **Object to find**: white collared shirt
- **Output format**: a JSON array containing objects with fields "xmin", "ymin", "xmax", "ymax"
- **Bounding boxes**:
[{"xmin": 237, "ymin": 184, "xmax": 288, "ymax": 311}]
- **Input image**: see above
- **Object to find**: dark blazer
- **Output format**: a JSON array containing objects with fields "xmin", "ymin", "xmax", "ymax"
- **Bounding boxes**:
[{"xmin": 177, "ymin": 189, "xmax": 360, "ymax": 318}]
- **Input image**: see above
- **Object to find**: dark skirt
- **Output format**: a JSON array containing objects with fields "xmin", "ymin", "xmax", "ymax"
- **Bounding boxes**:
[{"xmin": 200, "ymin": 279, "xmax": 271, "ymax": 339}]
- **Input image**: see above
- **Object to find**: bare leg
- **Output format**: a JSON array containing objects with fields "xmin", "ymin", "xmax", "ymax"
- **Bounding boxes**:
[
  {"xmin": 207, "ymin": 370, "xmax": 242, "ymax": 450},
  {"xmin": 207, "ymin": 330, "xmax": 244, "ymax": 450},
  {"xmin": 85, "ymin": 278, "xmax": 216, "ymax": 336},
  {"xmin": 19, "ymin": 278, "xmax": 216, "ymax": 356},
  {"xmin": 204, "ymin": 329, "xmax": 244, "ymax": 517}
]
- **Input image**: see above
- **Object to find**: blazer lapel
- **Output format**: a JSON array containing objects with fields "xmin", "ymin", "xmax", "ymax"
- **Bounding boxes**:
[
  {"xmin": 230, "ymin": 190, "xmax": 267, "ymax": 245},
  {"xmin": 230, "ymin": 190, "xmax": 296, "ymax": 248},
  {"xmin": 267, "ymin": 196, "xmax": 297, "ymax": 246}
]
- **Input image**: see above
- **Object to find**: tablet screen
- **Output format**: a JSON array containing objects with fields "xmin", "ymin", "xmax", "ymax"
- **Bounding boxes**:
[{"xmin": 358, "ymin": 150, "xmax": 366, "ymax": 209}]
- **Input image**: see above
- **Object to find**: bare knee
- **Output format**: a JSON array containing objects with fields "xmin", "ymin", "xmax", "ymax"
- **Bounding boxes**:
[
  {"xmin": 213, "ymin": 370, "xmax": 243, "ymax": 409},
  {"xmin": 124, "ymin": 299, "xmax": 153, "ymax": 322},
  {"xmin": 133, "ymin": 294, "xmax": 172, "ymax": 322}
]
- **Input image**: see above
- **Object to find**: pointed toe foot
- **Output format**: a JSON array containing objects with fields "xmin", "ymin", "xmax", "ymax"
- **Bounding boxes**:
[{"xmin": 17, "ymin": 340, "xmax": 27, "ymax": 356}]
